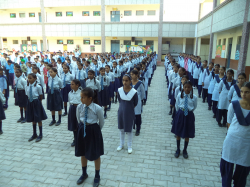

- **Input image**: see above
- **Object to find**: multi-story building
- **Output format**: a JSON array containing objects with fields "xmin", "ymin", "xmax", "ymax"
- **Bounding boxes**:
[{"xmin": 0, "ymin": 0, "xmax": 249, "ymax": 78}]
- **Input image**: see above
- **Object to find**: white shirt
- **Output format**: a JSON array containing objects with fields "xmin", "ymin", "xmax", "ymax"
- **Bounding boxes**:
[
  {"xmin": 228, "ymin": 84, "xmax": 241, "ymax": 102},
  {"xmin": 97, "ymin": 75, "xmax": 110, "ymax": 87},
  {"xmin": 48, "ymin": 76, "xmax": 63, "ymax": 90},
  {"xmin": 112, "ymin": 67, "xmax": 120, "ymax": 78},
  {"xmin": 61, "ymin": 72, "xmax": 74, "ymax": 87},
  {"xmin": 172, "ymin": 75, "xmax": 182, "ymax": 89},
  {"xmin": 68, "ymin": 89, "xmax": 81, "ymax": 105},
  {"xmin": 25, "ymin": 82, "xmax": 43, "ymax": 99},
  {"xmin": 75, "ymin": 69, "xmax": 87, "ymax": 80},
  {"xmin": 86, "ymin": 78, "xmax": 101, "ymax": 92},
  {"xmin": 36, "ymin": 73, "xmax": 44, "ymax": 87},
  {"xmin": 15, "ymin": 76, "xmax": 27, "ymax": 90},
  {"xmin": 106, "ymin": 72, "xmax": 115, "ymax": 82},
  {"xmin": 175, "ymin": 92, "xmax": 198, "ymax": 112}
]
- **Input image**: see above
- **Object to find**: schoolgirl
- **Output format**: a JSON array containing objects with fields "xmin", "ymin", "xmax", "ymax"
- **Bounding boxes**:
[
  {"xmin": 202, "ymin": 62, "xmax": 213, "ymax": 103},
  {"xmin": 0, "ymin": 89, "xmax": 6, "ymax": 135},
  {"xmin": 26, "ymin": 62, "xmax": 32, "ymax": 75},
  {"xmin": 75, "ymin": 87, "xmax": 104, "ymax": 187},
  {"xmin": 86, "ymin": 70, "xmax": 101, "ymax": 105},
  {"xmin": 193, "ymin": 57, "xmax": 201, "ymax": 89},
  {"xmin": 76, "ymin": 63, "xmax": 87, "ymax": 89},
  {"xmin": 141, "ymin": 62, "xmax": 150, "ymax": 105},
  {"xmin": 211, "ymin": 66, "xmax": 226, "ymax": 118},
  {"xmin": 32, "ymin": 66, "xmax": 45, "ymax": 99},
  {"xmin": 105, "ymin": 65, "xmax": 114, "ymax": 110},
  {"xmin": 61, "ymin": 65, "xmax": 74, "ymax": 116},
  {"xmin": 91, "ymin": 59, "xmax": 99, "ymax": 77},
  {"xmin": 46, "ymin": 64, "xmax": 53, "ymax": 94},
  {"xmin": 118, "ymin": 60, "xmax": 125, "ymax": 87},
  {"xmin": 217, "ymin": 69, "xmax": 236, "ymax": 127},
  {"xmin": 15, "ymin": 69, "xmax": 28, "ymax": 123},
  {"xmin": 197, "ymin": 61, "xmax": 207, "ymax": 98},
  {"xmin": 26, "ymin": 73, "xmax": 47, "ymax": 142},
  {"xmin": 0, "ymin": 68, "xmax": 9, "ymax": 109},
  {"xmin": 47, "ymin": 68, "xmax": 64, "ymax": 126},
  {"xmin": 168, "ymin": 63, "xmax": 179, "ymax": 115},
  {"xmin": 68, "ymin": 79, "xmax": 81, "ymax": 147},
  {"xmin": 97, "ymin": 67, "xmax": 110, "ymax": 119},
  {"xmin": 131, "ymin": 70, "xmax": 145, "ymax": 136},
  {"xmin": 207, "ymin": 64, "xmax": 219, "ymax": 110},
  {"xmin": 111, "ymin": 61, "xmax": 120, "ymax": 103},
  {"xmin": 172, "ymin": 81, "xmax": 197, "ymax": 159},
  {"xmin": 220, "ymin": 82, "xmax": 250, "ymax": 187},
  {"xmin": 228, "ymin": 73, "xmax": 246, "ymax": 102},
  {"xmin": 6, "ymin": 60, "xmax": 15, "ymax": 90}
]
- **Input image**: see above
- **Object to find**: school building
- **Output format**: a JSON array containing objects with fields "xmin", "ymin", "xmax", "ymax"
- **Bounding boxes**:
[{"xmin": 0, "ymin": 0, "xmax": 249, "ymax": 78}]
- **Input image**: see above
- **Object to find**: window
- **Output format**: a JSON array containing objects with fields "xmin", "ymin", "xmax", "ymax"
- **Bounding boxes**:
[
  {"xmin": 237, "ymin": 36, "xmax": 242, "ymax": 45},
  {"xmin": 82, "ymin": 11, "xmax": 89, "ymax": 16},
  {"xmin": 94, "ymin": 40, "xmax": 101, "ymax": 45},
  {"xmin": 56, "ymin": 12, "xmax": 62, "ymax": 17},
  {"xmin": 67, "ymin": 40, "xmax": 74, "ymax": 44},
  {"xmin": 135, "ymin": 40, "xmax": 142, "ymax": 45},
  {"xmin": 31, "ymin": 40, "xmax": 37, "ymax": 45},
  {"xmin": 84, "ymin": 40, "xmax": 90, "ymax": 44},
  {"xmin": 124, "ymin": 40, "xmax": 131, "ymax": 45},
  {"xmin": 93, "ymin": 11, "xmax": 101, "ymax": 16},
  {"xmin": 136, "ymin": 11, "xmax": 144, "ymax": 16},
  {"xmin": 29, "ymin": 13, "xmax": 35, "ymax": 17},
  {"xmin": 22, "ymin": 40, "xmax": 27, "ymax": 44},
  {"xmin": 146, "ymin": 41, "xmax": 154, "ymax": 45},
  {"xmin": 19, "ymin": 13, "xmax": 25, "ymax": 18},
  {"xmin": 10, "ymin": 13, "xmax": 16, "ymax": 18},
  {"xmin": 218, "ymin": 39, "xmax": 221, "ymax": 45},
  {"xmin": 147, "ymin": 10, "xmax": 155, "ymax": 16},
  {"xmin": 124, "ymin": 11, "xmax": 131, "ymax": 16},
  {"xmin": 57, "ymin": 40, "xmax": 63, "ymax": 44},
  {"xmin": 13, "ymin": 40, "xmax": 18, "ymax": 44},
  {"xmin": 66, "ymin": 12, "xmax": 73, "ymax": 17},
  {"xmin": 223, "ymin": 38, "xmax": 226, "ymax": 45}
]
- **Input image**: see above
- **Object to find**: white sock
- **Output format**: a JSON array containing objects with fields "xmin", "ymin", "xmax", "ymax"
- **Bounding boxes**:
[
  {"xmin": 127, "ymin": 131, "xmax": 133, "ymax": 149},
  {"xmin": 120, "ymin": 129, "xmax": 125, "ymax": 147}
]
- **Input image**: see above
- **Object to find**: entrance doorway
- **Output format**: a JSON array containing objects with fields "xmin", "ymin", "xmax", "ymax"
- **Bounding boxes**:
[
  {"xmin": 111, "ymin": 11, "xmax": 120, "ymax": 22},
  {"xmin": 227, "ymin": 38, "xmax": 233, "ymax": 68},
  {"xmin": 111, "ymin": 40, "xmax": 120, "ymax": 54},
  {"xmin": 39, "ymin": 13, "xmax": 42, "ymax": 22}
]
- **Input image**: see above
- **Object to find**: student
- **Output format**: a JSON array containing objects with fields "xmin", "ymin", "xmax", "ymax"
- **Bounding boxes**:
[
  {"xmin": 131, "ymin": 70, "xmax": 145, "ymax": 136},
  {"xmin": 168, "ymin": 63, "xmax": 179, "ymax": 115},
  {"xmin": 68, "ymin": 79, "xmax": 81, "ymax": 147},
  {"xmin": 6, "ymin": 60, "xmax": 15, "ymax": 90},
  {"xmin": 212, "ymin": 66, "xmax": 226, "ymax": 118},
  {"xmin": 20, "ymin": 59, "xmax": 27, "ymax": 76},
  {"xmin": 47, "ymin": 68, "xmax": 63, "ymax": 126},
  {"xmin": 172, "ymin": 81, "xmax": 197, "ymax": 159},
  {"xmin": 0, "ymin": 68, "xmax": 8, "ymax": 109},
  {"xmin": 141, "ymin": 61, "xmax": 150, "ymax": 105},
  {"xmin": 197, "ymin": 61, "xmax": 207, "ymax": 98},
  {"xmin": 97, "ymin": 67, "xmax": 110, "ymax": 119},
  {"xmin": 105, "ymin": 65, "xmax": 114, "ymax": 110},
  {"xmin": 201, "ymin": 61, "xmax": 212, "ymax": 103},
  {"xmin": 32, "ymin": 66, "xmax": 45, "ymax": 99},
  {"xmin": 84, "ymin": 60, "xmax": 91, "ymax": 78},
  {"xmin": 26, "ymin": 73, "xmax": 47, "ymax": 142},
  {"xmin": 111, "ymin": 61, "xmax": 120, "ymax": 103},
  {"xmin": 217, "ymin": 69, "xmax": 236, "ymax": 127},
  {"xmin": 193, "ymin": 57, "xmax": 201, "ymax": 89},
  {"xmin": 46, "ymin": 64, "xmax": 53, "ymax": 94},
  {"xmin": 86, "ymin": 70, "xmax": 101, "ymax": 105},
  {"xmin": 220, "ymin": 82, "xmax": 250, "ymax": 187},
  {"xmin": 76, "ymin": 63, "xmax": 87, "ymax": 89},
  {"xmin": 0, "ymin": 89, "xmax": 6, "ymax": 135},
  {"xmin": 26, "ymin": 62, "xmax": 32, "ymax": 75},
  {"xmin": 117, "ymin": 74, "xmax": 138, "ymax": 154},
  {"xmin": 75, "ymin": 87, "xmax": 104, "ymax": 187},
  {"xmin": 207, "ymin": 64, "xmax": 219, "ymax": 110},
  {"xmin": 228, "ymin": 73, "xmax": 246, "ymax": 102},
  {"xmin": 15, "ymin": 69, "xmax": 28, "ymax": 123}
]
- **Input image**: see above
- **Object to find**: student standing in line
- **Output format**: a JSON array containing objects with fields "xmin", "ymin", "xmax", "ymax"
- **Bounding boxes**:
[
  {"xmin": 207, "ymin": 64, "xmax": 219, "ymax": 110},
  {"xmin": 228, "ymin": 73, "xmax": 246, "ymax": 102}
]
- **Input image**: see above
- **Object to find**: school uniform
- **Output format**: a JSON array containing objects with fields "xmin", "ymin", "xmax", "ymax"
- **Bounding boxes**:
[
  {"xmin": 118, "ymin": 65, "xmax": 126, "ymax": 86},
  {"xmin": 187, "ymin": 59, "xmax": 193, "ymax": 83},
  {"xmin": 90, "ymin": 64, "xmax": 99, "ymax": 76},
  {"xmin": 6, "ymin": 63, "xmax": 14, "ymax": 89},
  {"xmin": 142, "ymin": 68, "xmax": 150, "ymax": 103},
  {"xmin": 97, "ymin": 75, "xmax": 110, "ymax": 107},
  {"xmin": 0, "ymin": 76, "xmax": 8, "ymax": 109},
  {"xmin": 193, "ymin": 62, "xmax": 201, "ymax": 88},
  {"xmin": 106, "ymin": 72, "xmax": 115, "ymax": 99},
  {"xmin": 75, "ymin": 69, "xmax": 87, "ymax": 89},
  {"xmin": 27, "ymin": 67, "xmax": 32, "ymax": 75},
  {"xmin": 35, "ymin": 73, "xmax": 45, "ymax": 99},
  {"xmin": 171, "ymin": 75, "xmax": 182, "ymax": 107},
  {"xmin": 228, "ymin": 84, "xmax": 241, "ymax": 102},
  {"xmin": 25, "ymin": 82, "xmax": 47, "ymax": 122},
  {"xmin": 212, "ymin": 75, "xmax": 226, "ymax": 116},
  {"xmin": 220, "ymin": 101, "xmax": 250, "ymax": 187},
  {"xmin": 202, "ymin": 68, "xmax": 213, "ymax": 102},
  {"xmin": 86, "ymin": 78, "xmax": 101, "ymax": 105},
  {"xmin": 14, "ymin": 76, "xmax": 28, "ymax": 107},
  {"xmin": 168, "ymin": 72, "xmax": 178, "ymax": 100},
  {"xmin": 172, "ymin": 85, "xmax": 183, "ymax": 120},
  {"xmin": 75, "ymin": 103, "xmax": 104, "ymax": 161},
  {"xmin": 0, "ymin": 90, "xmax": 6, "ymax": 121},
  {"xmin": 47, "ymin": 76, "xmax": 63, "ymax": 111},
  {"xmin": 112, "ymin": 67, "xmax": 120, "ymax": 93},
  {"xmin": 61, "ymin": 72, "xmax": 74, "ymax": 102},
  {"xmin": 68, "ymin": 89, "xmax": 81, "ymax": 131},
  {"xmin": 198, "ymin": 67, "xmax": 205, "ymax": 97},
  {"xmin": 207, "ymin": 72, "xmax": 217, "ymax": 108}
]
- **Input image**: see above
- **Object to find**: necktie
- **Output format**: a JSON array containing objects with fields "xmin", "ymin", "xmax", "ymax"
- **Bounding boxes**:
[
  {"xmin": 84, "ymin": 106, "xmax": 89, "ymax": 137},
  {"xmin": 63, "ymin": 74, "xmax": 66, "ymax": 87},
  {"xmin": 95, "ymin": 66, "xmax": 97, "ymax": 76},
  {"xmin": 78, "ymin": 71, "xmax": 81, "ymax": 80},
  {"xmin": 101, "ymin": 76, "xmax": 104, "ymax": 90},
  {"xmin": 51, "ymin": 79, "xmax": 54, "ymax": 94},
  {"xmin": 15, "ymin": 79, "xmax": 18, "ymax": 93},
  {"xmin": 184, "ymin": 94, "xmax": 188, "ymax": 116},
  {"xmin": 175, "ymin": 73, "xmax": 177, "ymax": 78},
  {"xmin": 29, "ymin": 86, "xmax": 33, "ymax": 102}
]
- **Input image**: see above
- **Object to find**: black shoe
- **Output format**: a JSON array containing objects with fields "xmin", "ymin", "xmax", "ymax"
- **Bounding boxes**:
[
  {"xmin": 35, "ymin": 135, "xmax": 43, "ymax": 142},
  {"xmin": 71, "ymin": 140, "xmax": 75, "ymax": 147},
  {"xmin": 171, "ymin": 121, "xmax": 173, "ymax": 125},
  {"xmin": 174, "ymin": 149, "xmax": 180, "ymax": 158},
  {"xmin": 111, "ymin": 100, "xmax": 114, "ymax": 103},
  {"xmin": 218, "ymin": 122, "xmax": 223, "ymax": 127},
  {"xmin": 62, "ymin": 113, "xmax": 67, "ymax": 116},
  {"xmin": 49, "ymin": 120, "xmax": 56, "ymax": 126},
  {"xmin": 107, "ymin": 107, "xmax": 110, "ymax": 111},
  {"xmin": 0, "ymin": 130, "xmax": 3, "ymax": 135},
  {"xmin": 213, "ymin": 114, "xmax": 216, "ymax": 118},
  {"xmin": 93, "ymin": 178, "xmax": 100, "ymax": 187},
  {"xmin": 28, "ymin": 134, "xmax": 38, "ymax": 142},
  {"xmin": 199, "ymin": 95, "xmax": 201, "ymax": 98},
  {"xmin": 77, "ymin": 174, "xmax": 88, "ymax": 185},
  {"xmin": 55, "ymin": 121, "xmax": 61, "ymax": 126},
  {"xmin": 21, "ymin": 119, "xmax": 26, "ymax": 123},
  {"xmin": 104, "ymin": 114, "xmax": 107, "ymax": 119},
  {"xmin": 183, "ymin": 150, "xmax": 188, "ymax": 159},
  {"xmin": 208, "ymin": 106, "xmax": 211, "ymax": 110},
  {"xmin": 144, "ymin": 101, "xmax": 146, "ymax": 105},
  {"xmin": 17, "ymin": 118, "xmax": 23, "ymax": 123},
  {"xmin": 135, "ymin": 131, "xmax": 140, "ymax": 136},
  {"xmin": 168, "ymin": 111, "xmax": 172, "ymax": 115},
  {"xmin": 115, "ymin": 100, "xmax": 117, "ymax": 104},
  {"xmin": 202, "ymin": 100, "xmax": 205, "ymax": 103},
  {"xmin": 223, "ymin": 123, "xmax": 227, "ymax": 127}
]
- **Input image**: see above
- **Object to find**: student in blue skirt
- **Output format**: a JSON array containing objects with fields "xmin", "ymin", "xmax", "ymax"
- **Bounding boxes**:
[
  {"xmin": 15, "ymin": 69, "xmax": 28, "ymax": 123},
  {"xmin": 32, "ymin": 66, "xmax": 45, "ymax": 99},
  {"xmin": 0, "ymin": 68, "xmax": 8, "ymax": 109},
  {"xmin": 220, "ymin": 82, "xmax": 250, "ymax": 187},
  {"xmin": 111, "ymin": 61, "xmax": 120, "ymax": 104},
  {"xmin": 76, "ymin": 63, "xmax": 87, "ymax": 89},
  {"xmin": 97, "ymin": 67, "xmax": 110, "ymax": 119},
  {"xmin": 105, "ymin": 65, "xmax": 114, "ymax": 110},
  {"xmin": 86, "ymin": 70, "xmax": 101, "ymax": 106},
  {"xmin": 47, "ymin": 68, "xmax": 64, "ymax": 126},
  {"xmin": 46, "ymin": 64, "xmax": 53, "ymax": 94},
  {"xmin": 61, "ymin": 65, "xmax": 74, "ymax": 116},
  {"xmin": 202, "ymin": 62, "xmax": 213, "ymax": 103},
  {"xmin": 228, "ymin": 73, "xmax": 246, "ymax": 102},
  {"xmin": 168, "ymin": 63, "xmax": 179, "ymax": 115},
  {"xmin": 172, "ymin": 81, "xmax": 197, "ymax": 159},
  {"xmin": 117, "ymin": 74, "xmax": 138, "ymax": 154},
  {"xmin": 0, "ymin": 89, "xmax": 6, "ymax": 135},
  {"xmin": 207, "ymin": 64, "xmax": 219, "ymax": 110},
  {"xmin": 75, "ymin": 87, "xmax": 104, "ymax": 187},
  {"xmin": 26, "ymin": 73, "xmax": 47, "ymax": 142},
  {"xmin": 197, "ymin": 61, "xmax": 207, "ymax": 98},
  {"xmin": 68, "ymin": 79, "xmax": 81, "ymax": 147}
]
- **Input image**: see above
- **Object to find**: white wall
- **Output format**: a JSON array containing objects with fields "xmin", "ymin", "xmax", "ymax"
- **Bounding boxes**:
[
  {"xmin": 0, "ymin": 25, "xmax": 42, "ymax": 37},
  {"xmin": 105, "ymin": 0, "xmax": 160, "ymax": 5},
  {"xmin": 44, "ymin": 0, "xmax": 101, "ymax": 7},
  {"xmin": 0, "ymin": 0, "xmax": 40, "ymax": 9},
  {"xmin": 162, "ymin": 23, "xmax": 196, "ymax": 38}
]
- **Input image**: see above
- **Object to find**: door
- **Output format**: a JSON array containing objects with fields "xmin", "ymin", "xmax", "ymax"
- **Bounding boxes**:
[
  {"xmin": 227, "ymin": 38, "xmax": 233, "ymax": 68},
  {"xmin": 111, "ymin": 40, "xmax": 120, "ymax": 54},
  {"xmin": 111, "ymin": 11, "xmax": 120, "ymax": 22},
  {"xmin": 39, "ymin": 13, "xmax": 42, "ymax": 23},
  {"xmin": 63, "ymin": 44, "xmax": 67, "ymax": 51}
]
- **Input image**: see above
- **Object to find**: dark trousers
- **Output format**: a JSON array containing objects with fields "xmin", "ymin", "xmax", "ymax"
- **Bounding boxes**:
[
  {"xmin": 9, "ymin": 73, "xmax": 14, "ymax": 89},
  {"xmin": 216, "ymin": 109, "xmax": 227, "ymax": 124},
  {"xmin": 133, "ymin": 114, "xmax": 142, "ymax": 132},
  {"xmin": 198, "ymin": 85, "xmax": 202, "ymax": 96},
  {"xmin": 220, "ymin": 158, "xmax": 250, "ymax": 187},
  {"xmin": 212, "ymin": 101, "xmax": 218, "ymax": 115},
  {"xmin": 207, "ymin": 94, "xmax": 212, "ymax": 107},
  {"xmin": 144, "ymin": 91, "xmax": 148, "ymax": 102},
  {"xmin": 193, "ymin": 79, "xmax": 198, "ymax": 89},
  {"xmin": 148, "ymin": 78, "xmax": 152, "ymax": 86},
  {"xmin": 202, "ymin": 88, "xmax": 208, "ymax": 102}
]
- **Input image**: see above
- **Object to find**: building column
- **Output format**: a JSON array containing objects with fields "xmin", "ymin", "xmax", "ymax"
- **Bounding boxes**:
[
  {"xmin": 212, "ymin": 33, "xmax": 217, "ymax": 60},
  {"xmin": 101, "ymin": 0, "xmax": 105, "ymax": 53},
  {"xmin": 157, "ymin": 0, "xmax": 163, "ymax": 62},
  {"xmin": 237, "ymin": 0, "xmax": 250, "ymax": 74},
  {"xmin": 40, "ymin": 0, "xmax": 47, "ymax": 51},
  {"xmin": 182, "ymin": 38, "xmax": 186, "ymax": 53},
  {"xmin": 197, "ymin": 37, "xmax": 201, "ymax": 56},
  {"xmin": 194, "ymin": 37, "xmax": 198, "ymax": 55}
]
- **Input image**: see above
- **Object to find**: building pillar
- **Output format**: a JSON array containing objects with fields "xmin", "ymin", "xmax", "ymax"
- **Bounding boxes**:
[
  {"xmin": 197, "ymin": 37, "xmax": 201, "ymax": 56},
  {"xmin": 101, "ymin": 0, "xmax": 105, "ymax": 53},
  {"xmin": 212, "ymin": 33, "xmax": 217, "ymax": 60},
  {"xmin": 157, "ymin": 0, "xmax": 163, "ymax": 62},
  {"xmin": 237, "ymin": 0, "xmax": 250, "ymax": 75},
  {"xmin": 40, "ymin": 0, "xmax": 47, "ymax": 51},
  {"xmin": 194, "ymin": 37, "xmax": 198, "ymax": 55},
  {"xmin": 182, "ymin": 38, "xmax": 186, "ymax": 53}
]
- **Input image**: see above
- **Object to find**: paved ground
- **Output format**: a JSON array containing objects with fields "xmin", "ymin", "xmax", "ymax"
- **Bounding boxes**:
[{"xmin": 0, "ymin": 66, "xmax": 249, "ymax": 187}]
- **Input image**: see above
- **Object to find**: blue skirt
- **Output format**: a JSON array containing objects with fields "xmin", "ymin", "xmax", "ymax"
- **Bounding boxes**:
[
  {"xmin": 170, "ymin": 90, "xmax": 176, "ymax": 106},
  {"xmin": 108, "ymin": 83, "xmax": 114, "ymax": 98},
  {"xmin": 68, "ymin": 105, "xmax": 78, "ymax": 131},
  {"xmin": 26, "ymin": 99, "xmax": 47, "ymax": 123},
  {"xmin": 114, "ymin": 78, "xmax": 120, "ymax": 92},
  {"xmin": 0, "ymin": 101, "xmax": 6, "ymax": 121},
  {"xmin": 47, "ymin": 89, "xmax": 63, "ymax": 111},
  {"xmin": 99, "ymin": 86, "xmax": 109, "ymax": 107},
  {"xmin": 75, "ymin": 122, "xmax": 104, "ymax": 161},
  {"xmin": 171, "ymin": 109, "xmax": 195, "ymax": 138},
  {"xmin": 61, "ymin": 84, "xmax": 71, "ymax": 102},
  {"xmin": 15, "ymin": 90, "xmax": 28, "ymax": 108},
  {"xmin": 80, "ymin": 80, "xmax": 86, "ymax": 89}
]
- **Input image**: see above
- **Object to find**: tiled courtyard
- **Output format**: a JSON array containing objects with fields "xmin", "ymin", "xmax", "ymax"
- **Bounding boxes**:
[{"xmin": 0, "ymin": 66, "xmax": 249, "ymax": 187}]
